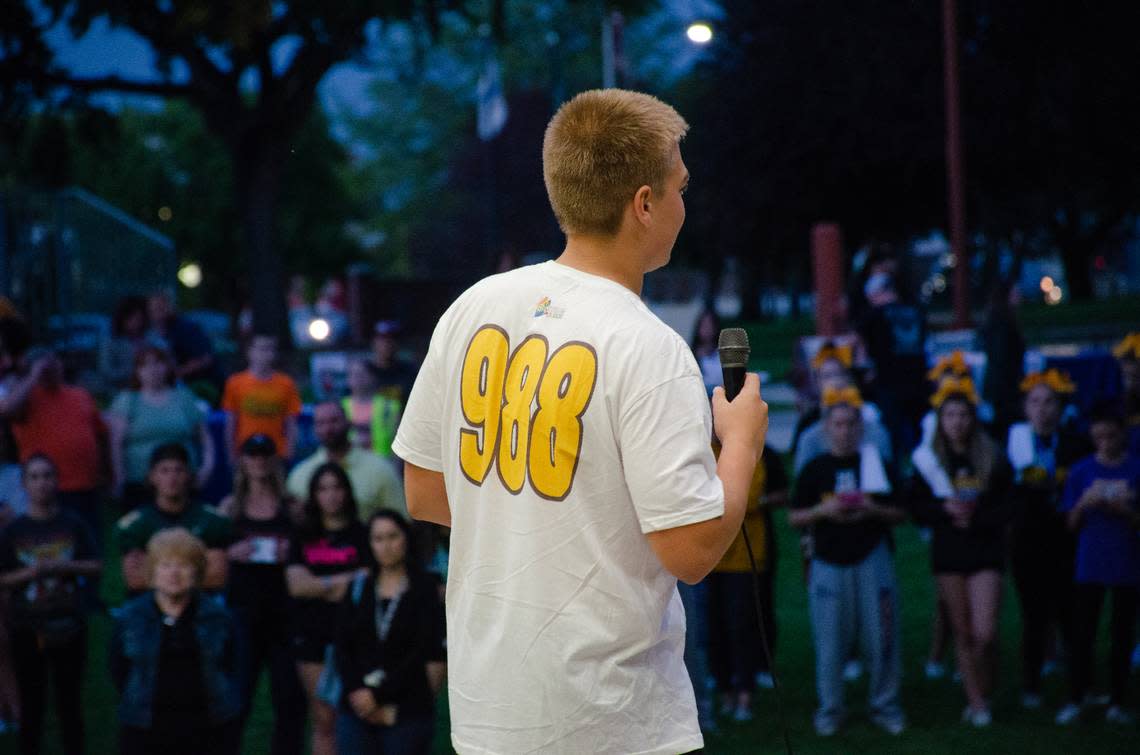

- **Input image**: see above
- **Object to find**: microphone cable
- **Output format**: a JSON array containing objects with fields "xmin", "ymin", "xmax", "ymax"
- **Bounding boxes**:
[{"xmin": 740, "ymin": 504, "xmax": 794, "ymax": 755}]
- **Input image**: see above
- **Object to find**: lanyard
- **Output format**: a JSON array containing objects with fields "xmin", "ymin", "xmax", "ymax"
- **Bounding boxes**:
[{"xmin": 374, "ymin": 588, "xmax": 404, "ymax": 642}]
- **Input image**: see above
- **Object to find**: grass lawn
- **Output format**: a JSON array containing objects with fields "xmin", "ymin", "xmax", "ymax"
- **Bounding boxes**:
[{"xmin": 5, "ymin": 495, "xmax": 1139, "ymax": 754}]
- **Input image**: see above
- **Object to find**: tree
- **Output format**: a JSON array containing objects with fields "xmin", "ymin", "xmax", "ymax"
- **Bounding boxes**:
[
  {"xmin": 675, "ymin": 0, "xmax": 946, "ymax": 317},
  {"xmin": 959, "ymin": 1, "xmax": 1140, "ymax": 300},
  {"xmin": 4, "ymin": 1, "xmax": 463, "ymax": 335}
]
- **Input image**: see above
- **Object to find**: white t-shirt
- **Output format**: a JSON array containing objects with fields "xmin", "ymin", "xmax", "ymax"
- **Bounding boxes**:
[{"xmin": 394, "ymin": 261, "xmax": 724, "ymax": 755}]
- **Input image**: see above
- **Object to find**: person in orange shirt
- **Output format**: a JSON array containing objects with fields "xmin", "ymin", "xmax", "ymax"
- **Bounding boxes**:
[{"xmin": 222, "ymin": 335, "xmax": 301, "ymax": 464}]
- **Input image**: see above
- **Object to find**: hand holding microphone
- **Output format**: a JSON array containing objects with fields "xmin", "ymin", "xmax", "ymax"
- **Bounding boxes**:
[{"xmin": 712, "ymin": 328, "xmax": 768, "ymax": 456}]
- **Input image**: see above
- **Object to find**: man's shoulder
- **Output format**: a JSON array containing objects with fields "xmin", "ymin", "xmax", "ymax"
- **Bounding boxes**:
[{"xmin": 117, "ymin": 506, "xmax": 156, "ymax": 532}]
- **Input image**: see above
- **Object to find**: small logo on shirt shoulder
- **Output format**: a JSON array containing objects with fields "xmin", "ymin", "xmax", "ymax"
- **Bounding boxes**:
[{"xmin": 533, "ymin": 295, "xmax": 565, "ymax": 319}]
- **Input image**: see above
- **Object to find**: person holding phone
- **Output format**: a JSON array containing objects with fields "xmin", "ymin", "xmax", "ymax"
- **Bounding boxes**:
[
  {"xmin": 218, "ymin": 434, "xmax": 305, "ymax": 755},
  {"xmin": 1055, "ymin": 401, "xmax": 1140, "ymax": 726},
  {"xmin": 909, "ymin": 377, "xmax": 1013, "ymax": 727},
  {"xmin": 790, "ymin": 386, "xmax": 906, "ymax": 737}
]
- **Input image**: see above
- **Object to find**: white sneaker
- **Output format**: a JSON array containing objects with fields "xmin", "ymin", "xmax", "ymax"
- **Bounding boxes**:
[
  {"xmin": 1021, "ymin": 693, "xmax": 1043, "ymax": 710},
  {"xmin": 1055, "ymin": 703, "xmax": 1082, "ymax": 725},
  {"xmin": 962, "ymin": 706, "xmax": 992, "ymax": 728},
  {"xmin": 1105, "ymin": 706, "xmax": 1136, "ymax": 726},
  {"xmin": 875, "ymin": 717, "xmax": 906, "ymax": 736},
  {"xmin": 755, "ymin": 672, "xmax": 775, "ymax": 689},
  {"xmin": 924, "ymin": 660, "xmax": 946, "ymax": 680},
  {"xmin": 843, "ymin": 660, "xmax": 864, "ymax": 682}
]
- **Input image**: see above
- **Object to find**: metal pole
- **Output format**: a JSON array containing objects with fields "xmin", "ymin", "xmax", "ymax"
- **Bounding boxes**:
[{"xmin": 942, "ymin": 0, "xmax": 970, "ymax": 328}]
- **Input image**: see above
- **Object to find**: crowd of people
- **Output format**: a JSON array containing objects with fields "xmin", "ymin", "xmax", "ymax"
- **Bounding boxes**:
[
  {"xmin": 0, "ymin": 299, "xmax": 435, "ymax": 755},
  {"xmin": 0, "ymin": 272, "xmax": 1138, "ymax": 753},
  {"xmin": 683, "ymin": 272, "xmax": 1139, "ymax": 738}
]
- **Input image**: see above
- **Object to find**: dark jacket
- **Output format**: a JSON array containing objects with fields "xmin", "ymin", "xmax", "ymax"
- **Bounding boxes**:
[
  {"xmin": 109, "ymin": 591, "xmax": 243, "ymax": 728},
  {"xmin": 335, "ymin": 570, "xmax": 446, "ymax": 720}
]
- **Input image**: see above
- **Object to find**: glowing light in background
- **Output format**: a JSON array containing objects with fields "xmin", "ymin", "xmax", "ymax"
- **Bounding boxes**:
[
  {"xmin": 177, "ymin": 263, "xmax": 201, "ymax": 288},
  {"xmin": 686, "ymin": 22, "xmax": 713, "ymax": 44},
  {"xmin": 308, "ymin": 318, "xmax": 332, "ymax": 341},
  {"xmin": 1039, "ymin": 276, "xmax": 1054, "ymax": 292}
]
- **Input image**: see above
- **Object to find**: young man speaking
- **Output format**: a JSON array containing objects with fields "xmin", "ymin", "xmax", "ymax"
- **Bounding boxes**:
[{"xmin": 394, "ymin": 89, "xmax": 768, "ymax": 754}]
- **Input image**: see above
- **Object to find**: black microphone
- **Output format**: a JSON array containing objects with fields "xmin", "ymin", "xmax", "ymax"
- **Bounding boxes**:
[{"xmin": 717, "ymin": 328, "xmax": 750, "ymax": 401}]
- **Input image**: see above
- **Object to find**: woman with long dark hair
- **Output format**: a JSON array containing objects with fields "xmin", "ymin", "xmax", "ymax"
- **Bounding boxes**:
[
  {"xmin": 219, "ymin": 434, "xmax": 305, "ymax": 755},
  {"xmin": 285, "ymin": 462, "xmax": 369, "ymax": 755},
  {"xmin": 910, "ymin": 378, "xmax": 1013, "ymax": 726},
  {"xmin": 335, "ymin": 511, "xmax": 446, "ymax": 753}
]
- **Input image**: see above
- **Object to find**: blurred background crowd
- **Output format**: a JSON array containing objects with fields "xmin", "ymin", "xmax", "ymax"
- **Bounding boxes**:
[{"xmin": 3, "ymin": 1, "xmax": 1140, "ymax": 754}]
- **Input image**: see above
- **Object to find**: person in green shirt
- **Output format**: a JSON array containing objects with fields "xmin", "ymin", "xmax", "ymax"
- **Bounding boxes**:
[
  {"xmin": 116, "ymin": 444, "xmax": 233, "ymax": 594},
  {"xmin": 286, "ymin": 402, "xmax": 406, "ymax": 521}
]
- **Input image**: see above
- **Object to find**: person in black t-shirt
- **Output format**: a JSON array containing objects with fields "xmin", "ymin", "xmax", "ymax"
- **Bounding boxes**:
[
  {"xmin": 285, "ymin": 462, "xmax": 370, "ymax": 755},
  {"xmin": 909, "ymin": 378, "xmax": 1012, "ymax": 727},
  {"xmin": 0, "ymin": 454, "xmax": 101, "ymax": 755},
  {"xmin": 790, "ymin": 387, "xmax": 906, "ymax": 737},
  {"xmin": 219, "ymin": 434, "xmax": 305, "ymax": 755},
  {"xmin": 335, "ymin": 511, "xmax": 445, "ymax": 754}
]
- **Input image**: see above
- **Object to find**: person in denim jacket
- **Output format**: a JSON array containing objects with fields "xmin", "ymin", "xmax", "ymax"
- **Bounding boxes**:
[{"xmin": 110, "ymin": 528, "xmax": 243, "ymax": 755}]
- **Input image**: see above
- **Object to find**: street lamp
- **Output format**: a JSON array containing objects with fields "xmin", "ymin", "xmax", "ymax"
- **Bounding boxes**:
[{"xmin": 686, "ymin": 22, "xmax": 713, "ymax": 45}]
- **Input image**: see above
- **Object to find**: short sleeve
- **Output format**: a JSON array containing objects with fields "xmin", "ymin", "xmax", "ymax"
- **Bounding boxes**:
[
  {"xmin": 221, "ymin": 375, "xmax": 240, "ymax": 413},
  {"xmin": 115, "ymin": 510, "xmax": 149, "ymax": 553},
  {"xmin": 201, "ymin": 509, "xmax": 235, "ymax": 548},
  {"xmin": 392, "ymin": 320, "xmax": 446, "ymax": 472},
  {"xmin": 618, "ymin": 374, "xmax": 724, "ymax": 533},
  {"xmin": 178, "ymin": 389, "xmax": 206, "ymax": 425},
  {"xmin": 1059, "ymin": 462, "xmax": 1087, "ymax": 513},
  {"xmin": 72, "ymin": 516, "xmax": 97, "ymax": 561},
  {"xmin": 288, "ymin": 536, "xmax": 306, "ymax": 567},
  {"xmin": 792, "ymin": 459, "xmax": 822, "ymax": 511},
  {"xmin": 285, "ymin": 378, "xmax": 302, "ymax": 416},
  {"xmin": 109, "ymin": 391, "xmax": 131, "ymax": 417}
]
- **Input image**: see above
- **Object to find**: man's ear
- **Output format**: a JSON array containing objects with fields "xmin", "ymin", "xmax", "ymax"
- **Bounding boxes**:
[{"xmin": 634, "ymin": 185, "xmax": 653, "ymax": 224}]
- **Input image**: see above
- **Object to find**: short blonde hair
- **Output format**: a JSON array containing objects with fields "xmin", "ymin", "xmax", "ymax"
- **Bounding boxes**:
[
  {"xmin": 543, "ymin": 89, "xmax": 689, "ymax": 236},
  {"xmin": 147, "ymin": 527, "xmax": 208, "ymax": 585}
]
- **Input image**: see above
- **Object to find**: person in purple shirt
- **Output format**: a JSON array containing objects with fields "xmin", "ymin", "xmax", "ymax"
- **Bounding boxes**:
[{"xmin": 1056, "ymin": 401, "xmax": 1140, "ymax": 727}]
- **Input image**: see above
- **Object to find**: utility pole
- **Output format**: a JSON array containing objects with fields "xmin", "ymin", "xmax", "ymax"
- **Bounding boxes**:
[{"xmin": 942, "ymin": 0, "xmax": 970, "ymax": 328}]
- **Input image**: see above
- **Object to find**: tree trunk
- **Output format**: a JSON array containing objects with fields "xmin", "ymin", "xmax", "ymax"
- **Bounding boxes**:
[
  {"xmin": 232, "ymin": 137, "xmax": 290, "ymax": 344},
  {"xmin": 1057, "ymin": 235, "xmax": 1094, "ymax": 301}
]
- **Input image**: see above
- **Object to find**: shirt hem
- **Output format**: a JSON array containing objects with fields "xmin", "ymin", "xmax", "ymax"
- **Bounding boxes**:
[
  {"xmin": 451, "ymin": 732, "xmax": 704, "ymax": 755},
  {"xmin": 639, "ymin": 500, "xmax": 725, "ymax": 534},
  {"xmin": 391, "ymin": 440, "xmax": 444, "ymax": 473}
]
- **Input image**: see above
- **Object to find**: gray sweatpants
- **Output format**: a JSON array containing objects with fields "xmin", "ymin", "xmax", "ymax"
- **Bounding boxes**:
[{"xmin": 808, "ymin": 540, "xmax": 904, "ymax": 730}]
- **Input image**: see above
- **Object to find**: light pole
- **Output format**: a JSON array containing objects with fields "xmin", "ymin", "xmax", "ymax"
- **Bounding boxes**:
[{"xmin": 942, "ymin": 0, "xmax": 969, "ymax": 328}]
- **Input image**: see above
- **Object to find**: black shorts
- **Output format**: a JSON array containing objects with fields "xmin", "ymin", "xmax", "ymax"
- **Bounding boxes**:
[{"xmin": 292, "ymin": 634, "xmax": 331, "ymax": 664}]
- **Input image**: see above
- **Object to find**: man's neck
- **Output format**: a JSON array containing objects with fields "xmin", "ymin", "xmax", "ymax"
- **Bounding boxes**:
[
  {"xmin": 156, "ymin": 496, "xmax": 189, "ymax": 515},
  {"xmin": 324, "ymin": 441, "xmax": 350, "ymax": 462},
  {"xmin": 27, "ymin": 500, "xmax": 57, "ymax": 521},
  {"xmin": 249, "ymin": 365, "xmax": 273, "ymax": 380},
  {"xmin": 557, "ymin": 234, "xmax": 648, "ymax": 296}
]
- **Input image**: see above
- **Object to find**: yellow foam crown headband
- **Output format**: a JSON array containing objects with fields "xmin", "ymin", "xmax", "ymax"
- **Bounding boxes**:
[
  {"xmin": 930, "ymin": 376, "xmax": 979, "ymax": 408},
  {"xmin": 927, "ymin": 350, "xmax": 969, "ymax": 381},
  {"xmin": 812, "ymin": 343, "xmax": 853, "ymax": 370},
  {"xmin": 1019, "ymin": 368, "xmax": 1076, "ymax": 395},
  {"xmin": 1112, "ymin": 333, "xmax": 1140, "ymax": 361},
  {"xmin": 822, "ymin": 385, "xmax": 863, "ymax": 409}
]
